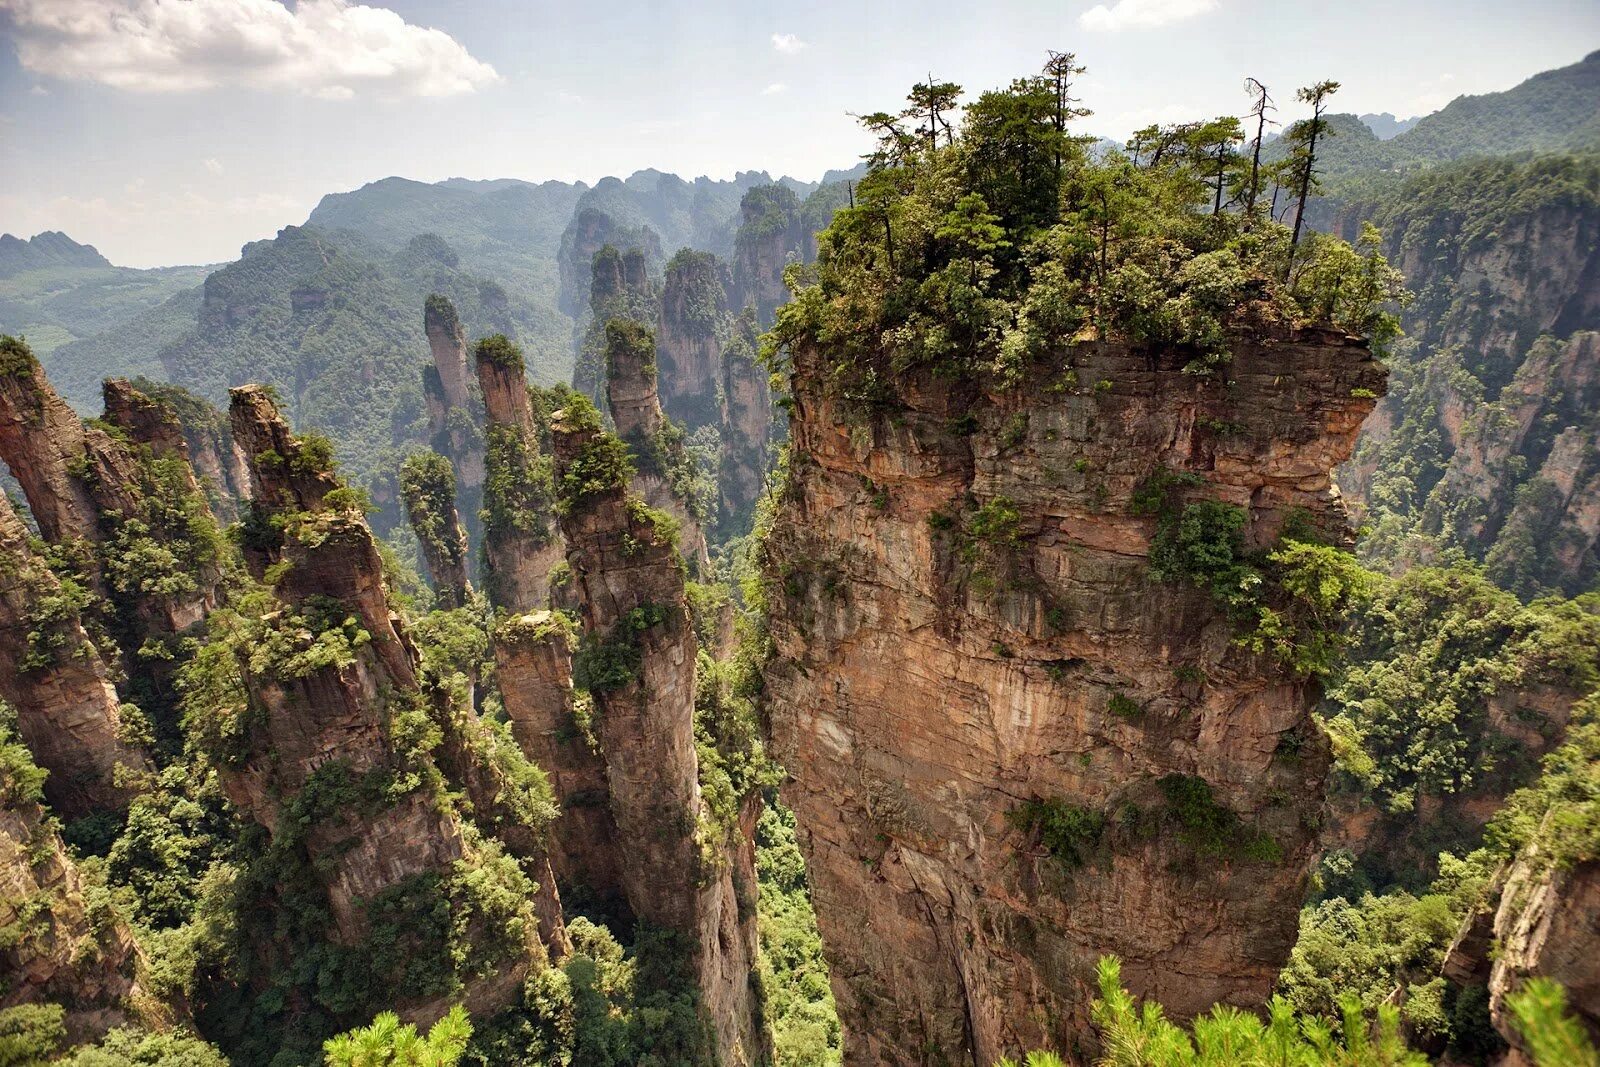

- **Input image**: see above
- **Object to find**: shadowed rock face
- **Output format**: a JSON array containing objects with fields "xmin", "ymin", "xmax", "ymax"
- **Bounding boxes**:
[
  {"xmin": 0, "ymin": 494, "xmax": 148, "ymax": 819},
  {"xmin": 551, "ymin": 407, "xmax": 765, "ymax": 1066},
  {"xmin": 764, "ymin": 325, "xmax": 1385, "ymax": 1063},
  {"xmin": 475, "ymin": 340, "xmax": 564, "ymax": 612},
  {"xmin": 603, "ymin": 319, "xmax": 709, "ymax": 572},
  {"xmin": 0, "ymin": 757, "xmax": 145, "ymax": 1043},
  {"xmin": 494, "ymin": 610, "xmax": 624, "ymax": 912},
  {"xmin": 400, "ymin": 452, "xmax": 473, "ymax": 610},
  {"xmin": 657, "ymin": 249, "xmax": 730, "ymax": 430},
  {"xmin": 421, "ymin": 296, "xmax": 485, "ymax": 537}
]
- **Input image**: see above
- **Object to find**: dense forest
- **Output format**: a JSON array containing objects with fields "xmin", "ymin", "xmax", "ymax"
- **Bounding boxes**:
[{"xmin": 0, "ymin": 37, "xmax": 1598, "ymax": 1067}]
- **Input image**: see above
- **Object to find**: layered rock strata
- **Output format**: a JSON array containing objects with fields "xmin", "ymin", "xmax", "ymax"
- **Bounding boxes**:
[
  {"xmin": 764, "ymin": 325, "xmax": 1385, "ymax": 1063},
  {"xmin": 551, "ymin": 405, "xmax": 765, "ymax": 1065}
]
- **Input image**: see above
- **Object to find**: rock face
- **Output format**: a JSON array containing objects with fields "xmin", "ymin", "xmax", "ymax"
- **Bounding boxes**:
[
  {"xmin": 0, "ymin": 753, "xmax": 144, "ymax": 1042},
  {"xmin": 558, "ymin": 208, "xmax": 663, "ymax": 321},
  {"xmin": 227, "ymin": 388, "xmax": 468, "ymax": 932},
  {"xmin": 1326, "ymin": 167, "xmax": 1600, "ymax": 596},
  {"xmin": 0, "ymin": 340, "xmax": 116, "ymax": 555},
  {"xmin": 764, "ymin": 326, "xmax": 1385, "ymax": 1063},
  {"xmin": 400, "ymin": 451, "xmax": 473, "ymax": 610},
  {"xmin": 494, "ymin": 611, "xmax": 624, "ymax": 910},
  {"xmin": 224, "ymin": 388, "xmax": 553, "ymax": 1010},
  {"xmin": 574, "ymin": 244, "xmax": 659, "ymax": 405},
  {"xmin": 551, "ymin": 406, "xmax": 765, "ymax": 1066},
  {"xmin": 421, "ymin": 295, "xmax": 485, "ymax": 539},
  {"xmin": 717, "ymin": 312, "xmax": 775, "ymax": 535},
  {"xmin": 732, "ymin": 184, "xmax": 808, "ymax": 324},
  {"xmin": 1445, "ymin": 836, "xmax": 1600, "ymax": 1057},
  {"xmin": 604, "ymin": 319, "xmax": 709, "ymax": 572},
  {"xmin": 0, "ymin": 494, "xmax": 148, "ymax": 819},
  {"xmin": 657, "ymin": 249, "xmax": 730, "ymax": 430},
  {"xmin": 476, "ymin": 338, "xmax": 564, "ymax": 612}
]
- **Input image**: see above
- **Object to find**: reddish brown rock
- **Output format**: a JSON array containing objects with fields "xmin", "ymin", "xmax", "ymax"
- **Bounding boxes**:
[
  {"xmin": 475, "ymin": 338, "xmax": 564, "ymax": 612},
  {"xmin": 552, "ymin": 406, "xmax": 765, "ymax": 1065},
  {"xmin": 221, "ymin": 387, "xmax": 552, "ymax": 1004},
  {"xmin": 764, "ymin": 326, "xmax": 1385, "ymax": 1063},
  {"xmin": 603, "ymin": 319, "xmax": 710, "ymax": 572},
  {"xmin": 494, "ymin": 610, "xmax": 623, "ymax": 910},
  {"xmin": 0, "ymin": 494, "xmax": 148, "ymax": 819}
]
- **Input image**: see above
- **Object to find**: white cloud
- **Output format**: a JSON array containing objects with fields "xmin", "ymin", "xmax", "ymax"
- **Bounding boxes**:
[
  {"xmin": 27, "ymin": 85, "xmax": 47, "ymax": 95},
  {"xmin": 203, "ymin": 158, "xmax": 224, "ymax": 175},
  {"xmin": 771, "ymin": 32, "xmax": 805, "ymax": 54},
  {"xmin": 761, "ymin": 83, "xmax": 787, "ymax": 96},
  {"xmin": 0, "ymin": 0, "xmax": 500, "ymax": 99},
  {"xmin": 1079, "ymin": 0, "xmax": 1217, "ymax": 32}
]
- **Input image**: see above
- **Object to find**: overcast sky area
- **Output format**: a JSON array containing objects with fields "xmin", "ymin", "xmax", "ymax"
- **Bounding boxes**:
[{"xmin": 1, "ymin": 0, "xmax": 1596, "ymax": 268}]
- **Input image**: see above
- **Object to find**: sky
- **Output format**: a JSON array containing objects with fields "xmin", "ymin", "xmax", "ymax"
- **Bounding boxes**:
[{"xmin": 0, "ymin": 0, "xmax": 1595, "ymax": 268}]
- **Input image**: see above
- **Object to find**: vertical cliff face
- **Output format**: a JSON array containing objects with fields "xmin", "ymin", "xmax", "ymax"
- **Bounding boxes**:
[
  {"xmin": 557, "ymin": 207, "xmax": 664, "ymax": 321},
  {"xmin": 574, "ymin": 245, "xmax": 660, "ymax": 404},
  {"xmin": 0, "ymin": 723, "xmax": 145, "ymax": 1041},
  {"xmin": 421, "ymin": 296, "xmax": 486, "ymax": 530},
  {"xmin": 717, "ymin": 312, "xmax": 774, "ymax": 535},
  {"xmin": 604, "ymin": 319, "xmax": 710, "ymax": 571},
  {"xmin": 221, "ymin": 387, "xmax": 550, "ymax": 1016},
  {"xmin": 551, "ymin": 403, "xmax": 764, "ymax": 1065},
  {"xmin": 657, "ymin": 249, "xmax": 731, "ymax": 429},
  {"xmin": 400, "ymin": 451, "xmax": 473, "ymax": 610},
  {"xmin": 0, "ymin": 339, "xmax": 104, "ymax": 551},
  {"xmin": 476, "ymin": 337, "xmax": 564, "ymax": 612},
  {"xmin": 732, "ymin": 184, "xmax": 807, "ymax": 324},
  {"xmin": 764, "ymin": 327, "xmax": 1385, "ymax": 1062},
  {"xmin": 1328, "ymin": 161, "xmax": 1600, "ymax": 596},
  {"xmin": 0, "ymin": 494, "xmax": 147, "ymax": 819},
  {"xmin": 494, "ymin": 610, "xmax": 624, "ymax": 909}
]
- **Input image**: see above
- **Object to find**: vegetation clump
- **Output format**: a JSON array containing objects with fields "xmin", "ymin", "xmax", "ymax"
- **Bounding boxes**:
[{"xmin": 765, "ymin": 58, "xmax": 1406, "ymax": 414}]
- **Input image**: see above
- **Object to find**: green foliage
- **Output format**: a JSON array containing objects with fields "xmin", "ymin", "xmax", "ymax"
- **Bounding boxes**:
[
  {"xmin": 324, "ymin": 1006, "xmax": 472, "ymax": 1067},
  {"xmin": 0, "ymin": 1004, "xmax": 64, "ymax": 1067},
  {"xmin": 766, "ymin": 58, "xmax": 1404, "ymax": 424},
  {"xmin": 571, "ymin": 604, "xmax": 668, "ymax": 693},
  {"xmin": 0, "ymin": 702, "xmax": 49, "ymax": 808},
  {"xmin": 1157, "ymin": 775, "xmax": 1282, "ymax": 863},
  {"xmin": 53, "ymin": 1026, "xmax": 230, "ymax": 1067},
  {"xmin": 400, "ymin": 451, "xmax": 465, "ymax": 561},
  {"xmin": 1007, "ymin": 798, "xmax": 1106, "ymax": 869},
  {"xmin": 1508, "ymin": 977, "xmax": 1600, "ymax": 1067},
  {"xmin": 1079, "ymin": 955, "xmax": 1428, "ymax": 1066},
  {"xmin": 1321, "ymin": 563, "xmax": 1600, "ymax": 814},
  {"xmin": 756, "ymin": 804, "xmax": 842, "ymax": 1067}
]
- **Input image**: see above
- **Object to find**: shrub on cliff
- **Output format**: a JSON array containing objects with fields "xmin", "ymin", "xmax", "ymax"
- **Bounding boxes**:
[{"xmin": 764, "ymin": 57, "xmax": 1407, "ymax": 409}]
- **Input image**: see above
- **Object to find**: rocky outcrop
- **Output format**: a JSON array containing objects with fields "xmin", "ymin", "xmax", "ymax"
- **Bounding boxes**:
[
  {"xmin": 1444, "ymin": 833, "xmax": 1600, "ymax": 1059},
  {"xmin": 494, "ymin": 610, "xmax": 624, "ymax": 911},
  {"xmin": 0, "ymin": 338, "xmax": 116, "ymax": 554},
  {"xmin": 400, "ymin": 451, "xmax": 473, "ymax": 610},
  {"xmin": 574, "ymin": 245, "xmax": 659, "ymax": 405},
  {"xmin": 604, "ymin": 319, "xmax": 710, "ymax": 572},
  {"xmin": 732, "ymin": 184, "xmax": 807, "ymax": 324},
  {"xmin": 1328, "ymin": 160, "xmax": 1600, "ymax": 595},
  {"xmin": 551, "ymin": 404, "xmax": 765, "ymax": 1065},
  {"xmin": 764, "ymin": 325, "xmax": 1385, "ymax": 1063},
  {"xmin": 222, "ymin": 387, "xmax": 550, "ymax": 1010},
  {"xmin": 557, "ymin": 208, "xmax": 663, "ymax": 321},
  {"xmin": 0, "ymin": 749, "xmax": 146, "ymax": 1042},
  {"xmin": 717, "ymin": 311, "xmax": 774, "ymax": 535},
  {"xmin": 0, "ymin": 494, "xmax": 147, "ymax": 819},
  {"xmin": 421, "ymin": 296, "xmax": 485, "ymax": 541},
  {"xmin": 476, "ymin": 337, "xmax": 564, "ymax": 612},
  {"xmin": 657, "ymin": 249, "xmax": 731, "ymax": 429}
]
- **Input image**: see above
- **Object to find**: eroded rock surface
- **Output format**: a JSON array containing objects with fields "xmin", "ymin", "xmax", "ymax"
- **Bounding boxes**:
[{"xmin": 765, "ymin": 326, "xmax": 1384, "ymax": 1063}]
